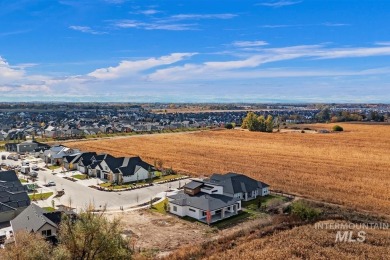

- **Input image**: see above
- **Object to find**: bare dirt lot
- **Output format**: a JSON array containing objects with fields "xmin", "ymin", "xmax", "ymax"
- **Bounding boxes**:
[
  {"xmin": 106, "ymin": 209, "xmax": 271, "ymax": 257},
  {"xmin": 105, "ymin": 210, "xmax": 210, "ymax": 254}
]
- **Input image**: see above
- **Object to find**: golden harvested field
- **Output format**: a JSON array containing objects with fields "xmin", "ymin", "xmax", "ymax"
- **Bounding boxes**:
[
  {"xmin": 168, "ymin": 221, "xmax": 390, "ymax": 260},
  {"xmin": 67, "ymin": 123, "xmax": 390, "ymax": 215}
]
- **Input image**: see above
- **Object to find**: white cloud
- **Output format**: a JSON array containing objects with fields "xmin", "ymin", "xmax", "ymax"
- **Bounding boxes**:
[
  {"xmin": 2, "ymin": 44, "xmax": 390, "ymax": 101},
  {"xmin": 261, "ymin": 24, "xmax": 293, "ymax": 28},
  {"xmin": 0, "ymin": 86, "xmax": 13, "ymax": 92},
  {"xmin": 258, "ymin": 1, "xmax": 302, "ymax": 7},
  {"xmin": 170, "ymin": 14, "xmax": 237, "ymax": 20},
  {"xmin": 0, "ymin": 57, "xmax": 25, "ymax": 83},
  {"xmin": 375, "ymin": 41, "xmax": 390, "ymax": 46},
  {"xmin": 313, "ymin": 46, "xmax": 390, "ymax": 59},
  {"xmin": 147, "ymin": 45, "xmax": 390, "ymax": 81},
  {"xmin": 322, "ymin": 22, "xmax": 350, "ymax": 27},
  {"xmin": 69, "ymin": 26, "xmax": 106, "ymax": 35},
  {"xmin": 88, "ymin": 53, "xmax": 196, "ymax": 80},
  {"xmin": 114, "ymin": 20, "xmax": 197, "ymax": 31},
  {"xmin": 131, "ymin": 9, "xmax": 161, "ymax": 15},
  {"xmin": 232, "ymin": 41, "xmax": 268, "ymax": 47},
  {"xmin": 113, "ymin": 13, "xmax": 237, "ymax": 31}
]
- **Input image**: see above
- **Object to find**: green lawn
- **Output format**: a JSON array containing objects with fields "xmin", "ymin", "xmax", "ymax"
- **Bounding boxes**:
[
  {"xmin": 72, "ymin": 174, "xmax": 87, "ymax": 180},
  {"xmin": 19, "ymin": 178, "xmax": 27, "ymax": 183},
  {"xmin": 152, "ymin": 173, "xmax": 184, "ymax": 183},
  {"xmin": 29, "ymin": 192, "xmax": 54, "ymax": 201},
  {"xmin": 99, "ymin": 182, "xmax": 146, "ymax": 190},
  {"xmin": 48, "ymin": 165, "xmax": 61, "ymax": 170},
  {"xmin": 242, "ymin": 194, "xmax": 288, "ymax": 213},
  {"xmin": 43, "ymin": 207, "xmax": 55, "ymax": 212},
  {"xmin": 213, "ymin": 211, "xmax": 253, "ymax": 229},
  {"xmin": 151, "ymin": 198, "xmax": 168, "ymax": 214},
  {"xmin": 98, "ymin": 173, "xmax": 185, "ymax": 190}
]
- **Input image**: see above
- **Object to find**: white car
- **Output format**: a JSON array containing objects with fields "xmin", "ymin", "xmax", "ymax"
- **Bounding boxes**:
[{"xmin": 45, "ymin": 181, "xmax": 56, "ymax": 187}]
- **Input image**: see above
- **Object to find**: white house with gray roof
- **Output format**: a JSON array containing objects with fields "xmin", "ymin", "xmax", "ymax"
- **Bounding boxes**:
[
  {"xmin": 167, "ymin": 188, "xmax": 241, "ymax": 224},
  {"xmin": 10, "ymin": 204, "xmax": 59, "ymax": 239},
  {"xmin": 167, "ymin": 173, "xmax": 269, "ymax": 223},
  {"xmin": 205, "ymin": 173, "xmax": 270, "ymax": 201}
]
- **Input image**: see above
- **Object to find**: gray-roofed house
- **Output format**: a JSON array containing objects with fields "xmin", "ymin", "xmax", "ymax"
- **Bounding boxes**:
[
  {"xmin": 43, "ymin": 145, "xmax": 80, "ymax": 165},
  {"xmin": 0, "ymin": 171, "xmax": 31, "ymax": 223},
  {"xmin": 206, "ymin": 173, "xmax": 270, "ymax": 201},
  {"xmin": 167, "ymin": 173, "xmax": 269, "ymax": 223},
  {"xmin": 15, "ymin": 140, "xmax": 50, "ymax": 154},
  {"xmin": 10, "ymin": 204, "xmax": 58, "ymax": 239},
  {"xmin": 167, "ymin": 180, "xmax": 241, "ymax": 224},
  {"xmin": 96, "ymin": 155, "xmax": 155, "ymax": 184}
]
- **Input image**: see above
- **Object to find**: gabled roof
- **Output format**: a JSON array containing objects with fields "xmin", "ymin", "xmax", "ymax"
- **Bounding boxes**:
[
  {"xmin": 168, "ymin": 191, "xmax": 239, "ymax": 211},
  {"xmin": 11, "ymin": 204, "xmax": 58, "ymax": 233},
  {"xmin": 206, "ymin": 173, "xmax": 269, "ymax": 195},
  {"xmin": 115, "ymin": 156, "xmax": 153, "ymax": 176},
  {"xmin": 77, "ymin": 152, "xmax": 97, "ymax": 166},
  {"xmin": 102, "ymin": 155, "xmax": 125, "ymax": 171},
  {"xmin": 0, "ymin": 171, "xmax": 30, "ymax": 213},
  {"xmin": 63, "ymin": 154, "xmax": 78, "ymax": 164}
]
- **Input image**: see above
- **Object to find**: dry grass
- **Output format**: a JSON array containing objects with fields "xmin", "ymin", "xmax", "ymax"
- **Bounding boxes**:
[
  {"xmin": 205, "ymin": 221, "xmax": 390, "ymax": 260},
  {"xmin": 67, "ymin": 123, "xmax": 390, "ymax": 215}
]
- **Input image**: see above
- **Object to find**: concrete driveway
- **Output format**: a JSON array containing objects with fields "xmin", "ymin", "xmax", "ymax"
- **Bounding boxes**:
[{"xmin": 0, "ymin": 151, "xmax": 190, "ymax": 212}]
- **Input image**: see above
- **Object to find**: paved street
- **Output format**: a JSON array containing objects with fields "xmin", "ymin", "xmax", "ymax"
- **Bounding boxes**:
[{"xmin": 0, "ymin": 151, "xmax": 190, "ymax": 212}]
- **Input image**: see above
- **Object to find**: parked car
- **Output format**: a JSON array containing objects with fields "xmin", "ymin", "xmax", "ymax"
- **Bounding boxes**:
[
  {"xmin": 45, "ymin": 181, "xmax": 56, "ymax": 187},
  {"xmin": 29, "ymin": 171, "xmax": 38, "ymax": 178},
  {"xmin": 31, "ymin": 165, "xmax": 39, "ymax": 170},
  {"xmin": 55, "ymin": 190, "xmax": 65, "ymax": 197}
]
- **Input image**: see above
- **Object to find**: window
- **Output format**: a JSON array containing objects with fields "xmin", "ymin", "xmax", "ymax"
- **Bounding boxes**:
[
  {"xmin": 212, "ymin": 190, "xmax": 218, "ymax": 193},
  {"xmin": 189, "ymin": 208, "xmax": 196, "ymax": 212},
  {"xmin": 41, "ymin": 229, "xmax": 52, "ymax": 237},
  {"xmin": 173, "ymin": 206, "xmax": 177, "ymax": 212}
]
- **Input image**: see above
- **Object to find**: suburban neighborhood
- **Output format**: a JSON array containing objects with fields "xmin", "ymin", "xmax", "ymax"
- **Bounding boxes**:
[
  {"xmin": 1, "ymin": 103, "xmax": 389, "ymax": 145},
  {"xmin": 0, "ymin": 135, "xmax": 275, "ymax": 250}
]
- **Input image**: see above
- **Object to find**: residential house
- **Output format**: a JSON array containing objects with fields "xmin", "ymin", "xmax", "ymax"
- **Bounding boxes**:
[
  {"xmin": 4, "ymin": 143, "xmax": 17, "ymax": 153},
  {"xmin": 63, "ymin": 152, "xmax": 97, "ymax": 172},
  {"xmin": 15, "ymin": 140, "xmax": 50, "ymax": 154},
  {"xmin": 43, "ymin": 145, "xmax": 79, "ymax": 165},
  {"xmin": 85, "ymin": 154, "xmax": 107, "ymax": 177},
  {"xmin": 168, "ymin": 173, "xmax": 269, "ymax": 223},
  {"xmin": 10, "ymin": 204, "xmax": 60, "ymax": 239},
  {"xmin": 167, "ymin": 180, "xmax": 241, "ymax": 224},
  {"xmin": 94, "ymin": 155, "xmax": 155, "ymax": 183},
  {"xmin": 206, "ymin": 173, "xmax": 270, "ymax": 200},
  {"xmin": 0, "ymin": 171, "xmax": 30, "ymax": 223}
]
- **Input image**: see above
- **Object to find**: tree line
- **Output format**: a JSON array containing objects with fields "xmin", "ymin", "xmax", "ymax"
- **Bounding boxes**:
[{"xmin": 241, "ymin": 112, "xmax": 274, "ymax": 132}]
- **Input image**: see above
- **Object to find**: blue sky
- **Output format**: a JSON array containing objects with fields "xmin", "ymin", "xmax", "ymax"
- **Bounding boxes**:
[{"xmin": 1, "ymin": 0, "xmax": 390, "ymax": 103}]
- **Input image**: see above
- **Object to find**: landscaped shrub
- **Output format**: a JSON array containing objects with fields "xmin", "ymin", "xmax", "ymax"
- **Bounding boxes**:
[
  {"xmin": 290, "ymin": 200, "xmax": 321, "ymax": 221},
  {"xmin": 225, "ymin": 123, "xmax": 234, "ymax": 129},
  {"xmin": 332, "ymin": 125, "xmax": 344, "ymax": 131}
]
